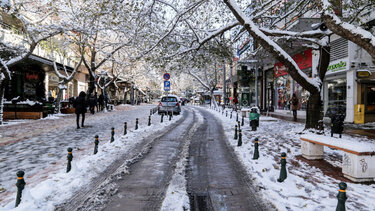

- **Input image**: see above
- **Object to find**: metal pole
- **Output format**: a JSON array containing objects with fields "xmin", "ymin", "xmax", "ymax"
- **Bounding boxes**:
[
  {"xmin": 223, "ymin": 61, "xmax": 226, "ymax": 106},
  {"xmin": 255, "ymin": 67, "xmax": 259, "ymax": 107}
]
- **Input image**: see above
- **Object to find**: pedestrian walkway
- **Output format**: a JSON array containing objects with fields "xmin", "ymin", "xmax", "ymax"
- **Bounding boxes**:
[
  {"xmin": 0, "ymin": 104, "xmax": 156, "ymax": 205},
  {"xmin": 264, "ymin": 109, "xmax": 375, "ymax": 139}
]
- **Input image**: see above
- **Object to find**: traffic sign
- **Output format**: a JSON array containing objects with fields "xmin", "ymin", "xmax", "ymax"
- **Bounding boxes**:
[
  {"xmin": 163, "ymin": 73, "xmax": 171, "ymax": 81},
  {"xmin": 164, "ymin": 80, "xmax": 170, "ymax": 91}
]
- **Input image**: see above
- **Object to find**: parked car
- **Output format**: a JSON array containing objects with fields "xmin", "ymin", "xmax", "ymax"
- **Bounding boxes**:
[{"xmin": 158, "ymin": 95, "xmax": 181, "ymax": 115}]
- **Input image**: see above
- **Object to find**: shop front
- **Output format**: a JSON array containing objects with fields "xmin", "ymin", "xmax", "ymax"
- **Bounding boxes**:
[
  {"xmin": 274, "ymin": 49, "xmax": 312, "ymax": 110},
  {"xmin": 4, "ymin": 59, "xmax": 46, "ymax": 102},
  {"xmin": 323, "ymin": 59, "xmax": 348, "ymax": 117},
  {"xmin": 263, "ymin": 68, "xmax": 274, "ymax": 111},
  {"xmin": 357, "ymin": 71, "xmax": 375, "ymax": 122}
]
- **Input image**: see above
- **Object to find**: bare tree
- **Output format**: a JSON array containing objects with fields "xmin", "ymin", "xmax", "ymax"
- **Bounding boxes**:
[
  {"xmin": 52, "ymin": 56, "xmax": 83, "ymax": 113},
  {"xmin": 0, "ymin": 1, "xmax": 63, "ymax": 124},
  {"xmin": 146, "ymin": 0, "xmax": 332, "ymax": 129}
]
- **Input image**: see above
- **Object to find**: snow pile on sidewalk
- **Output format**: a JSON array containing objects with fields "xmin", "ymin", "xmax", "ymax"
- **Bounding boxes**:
[
  {"xmin": 207, "ymin": 108, "xmax": 375, "ymax": 211},
  {"xmin": 0, "ymin": 113, "xmax": 183, "ymax": 211}
]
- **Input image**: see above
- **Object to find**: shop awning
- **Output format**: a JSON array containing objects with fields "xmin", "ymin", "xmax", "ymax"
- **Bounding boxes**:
[{"xmin": 29, "ymin": 54, "xmax": 74, "ymax": 71}]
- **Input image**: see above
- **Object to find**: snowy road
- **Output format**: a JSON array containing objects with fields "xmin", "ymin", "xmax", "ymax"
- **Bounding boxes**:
[
  {"xmin": 55, "ymin": 107, "xmax": 269, "ymax": 211},
  {"xmin": 206, "ymin": 107, "xmax": 375, "ymax": 211},
  {"xmin": 187, "ymin": 108, "xmax": 267, "ymax": 211},
  {"xmin": 0, "ymin": 105, "xmax": 157, "ymax": 205},
  {"xmin": 56, "ymin": 107, "xmax": 197, "ymax": 210}
]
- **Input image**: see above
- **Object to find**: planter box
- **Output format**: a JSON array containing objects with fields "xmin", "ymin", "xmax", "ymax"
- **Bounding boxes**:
[
  {"xmin": 4, "ymin": 111, "xmax": 43, "ymax": 119},
  {"xmin": 61, "ymin": 108, "xmax": 75, "ymax": 114}
]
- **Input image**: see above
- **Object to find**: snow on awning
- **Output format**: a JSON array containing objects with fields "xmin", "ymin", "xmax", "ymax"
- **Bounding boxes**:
[
  {"xmin": 29, "ymin": 55, "xmax": 74, "ymax": 71},
  {"xmin": 202, "ymin": 90, "xmax": 223, "ymax": 96}
]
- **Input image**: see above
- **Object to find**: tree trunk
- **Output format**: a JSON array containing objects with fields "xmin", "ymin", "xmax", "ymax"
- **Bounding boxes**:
[
  {"xmin": 0, "ymin": 80, "xmax": 5, "ymax": 125},
  {"xmin": 305, "ymin": 92, "xmax": 323, "ymax": 129},
  {"xmin": 102, "ymin": 87, "xmax": 108, "ymax": 112},
  {"xmin": 54, "ymin": 87, "xmax": 63, "ymax": 114},
  {"xmin": 87, "ymin": 75, "xmax": 95, "ymax": 101},
  {"xmin": 210, "ymin": 90, "xmax": 218, "ymax": 109}
]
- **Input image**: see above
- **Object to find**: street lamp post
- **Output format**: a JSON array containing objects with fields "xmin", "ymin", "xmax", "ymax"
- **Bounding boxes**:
[{"xmin": 223, "ymin": 61, "xmax": 226, "ymax": 107}]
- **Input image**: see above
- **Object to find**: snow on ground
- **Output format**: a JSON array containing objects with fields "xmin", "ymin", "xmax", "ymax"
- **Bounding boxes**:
[
  {"xmin": 160, "ymin": 108, "xmax": 204, "ymax": 211},
  {"xmin": 0, "ymin": 119, "xmax": 33, "ymax": 127},
  {"xmin": 0, "ymin": 114, "xmax": 72, "ymax": 128},
  {"xmin": 0, "ymin": 105, "xmax": 181, "ymax": 210},
  {"xmin": 206, "ymin": 107, "xmax": 375, "ymax": 211}
]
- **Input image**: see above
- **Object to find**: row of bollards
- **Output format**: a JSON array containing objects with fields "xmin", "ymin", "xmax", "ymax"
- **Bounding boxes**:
[
  {"xmin": 232, "ymin": 130, "xmax": 347, "ymax": 210},
  {"xmin": 14, "ymin": 114, "xmax": 168, "ymax": 207},
  {"xmin": 213, "ymin": 107, "xmax": 347, "ymax": 210}
]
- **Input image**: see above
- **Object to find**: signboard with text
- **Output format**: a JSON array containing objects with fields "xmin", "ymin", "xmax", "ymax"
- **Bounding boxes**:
[
  {"xmin": 274, "ymin": 49, "xmax": 312, "ymax": 77},
  {"xmin": 164, "ymin": 81, "xmax": 170, "ymax": 91}
]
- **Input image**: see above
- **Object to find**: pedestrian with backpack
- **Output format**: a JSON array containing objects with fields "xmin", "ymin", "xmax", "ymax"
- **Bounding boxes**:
[{"xmin": 291, "ymin": 93, "xmax": 299, "ymax": 121}]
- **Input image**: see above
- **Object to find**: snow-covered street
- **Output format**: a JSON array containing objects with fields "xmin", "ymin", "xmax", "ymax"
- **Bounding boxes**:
[
  {"xmin": 0, "ymin": 105, "xmax": 375, "ymax": 210},
  {"xmin": 206, "ymin": 106, "xmax": 375, "ymax": 211},
  {"xmin": 0, "ymin": 104, "xmax": 168, "ymax": 209}
]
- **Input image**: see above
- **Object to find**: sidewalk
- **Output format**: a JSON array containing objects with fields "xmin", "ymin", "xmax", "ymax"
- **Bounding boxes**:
[{"xmin": 264, "ymin": 109, "xmax": 375, "ymax": 139}]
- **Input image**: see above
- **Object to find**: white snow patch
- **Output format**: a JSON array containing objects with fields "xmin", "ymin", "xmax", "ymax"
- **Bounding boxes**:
[
  {"xmin": 0, "ymin": 112, "xmax": 183, "ymax": 210},
  {"xmin": 205, "ymin": 106, "xmax": 375, "ymax": 210},
  {"xmin": 161, "ymin": 109, "xmax": 204, "ymax": 211}
]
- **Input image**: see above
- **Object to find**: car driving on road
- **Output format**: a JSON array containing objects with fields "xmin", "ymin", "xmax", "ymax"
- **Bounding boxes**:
[{"xmin": 158, "ymin": 95, "xmax": 181, "ymax": 115}]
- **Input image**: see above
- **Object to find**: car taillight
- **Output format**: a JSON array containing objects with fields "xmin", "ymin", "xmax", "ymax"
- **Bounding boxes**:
[
  {"xmin": 176, "ymin": 102, "xmax": 179, "ymax": 106},
  {"xmin": 159, "ymin": 102, "xmax": 162, "ymax": 106}
]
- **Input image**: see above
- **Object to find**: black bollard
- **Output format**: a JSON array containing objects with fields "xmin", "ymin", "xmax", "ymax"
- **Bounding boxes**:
[
  {"xmin": 150, "ymin": 109, "xmax": 152, "ymax": 116},
  {"xmin": 148, "ymin": 115, "xmax": 151, "ymax": 126},
  {"xmin": 94, "ymin": 135, "xmax": 99, "ymax": 155},
  {"xmin": 226, "ymin": 111, "xmax": 228, "ymax": 117},
  {"xmin": 234, "ymin": 125, "xmax": 238, "ymax": 140},
  {"xmin": 67, "ymin": 148, "xmax": 73, "ymax": 173},
  {"xmin": 238, "ymin": 121, "xmax": 241, "ymax": 130},
  {"xmin": 135, "ymin": 118, "xmax": 139, "ymax": 130},
  {"xmin": 161, "ymin": 113, "xmax": 164, "ymax": 123},
  {"xmin": 15, "ymin": 171, "xmax": 25, "ymax": 207},
  {"xmin": 252, "ymin": 138, "xmax": 259, "ymax": 160},
  {"xmin": 230, "ymin": 112, "xmax": 232, "ymax": 119},
  {"xmin": 236, "ymin": 112, "xmax": 239, "ymax": 122},
  {"xmin": 336, "ymin": 182, "xmax": 347, "ymax": 211},
  {"xmin": 124, "ymin": 122, "xmax": 127, "ymax": 135},
  {"xmin": 241, "ymin": 116, "xmax": 244, "ymax": 126},
  {"xmin": 111, "ymin": 127, "xmax": 115, "ymax": 142},
  {"xmin": 222, "ymin": 110, "xmax": 224, "ymax": 115},
  {"xmin": 237, "ymin": 129, "xmax": 242, "ymax": 146},
  {"xmin": 169, "ymin": 113, "xmax": 172, "ymax": 121},
  {"xmin": 277, "ymin": 152, "xmax": 287, "ymax": 182}
]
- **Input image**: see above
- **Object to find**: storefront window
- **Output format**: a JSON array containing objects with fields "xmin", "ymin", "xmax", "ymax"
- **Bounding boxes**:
[
  {"xmin": 294, "ymin": 83, "xmax": 309, "ymax": 110},
  {"xmin": 276, "ymin": 75, "xmax": 290, "ymax": 109},
  {"xmin": 366, "ymin": 85, "xmax": 375, "ymax": 112},
  {"xmin": 327, "ymin": 78, "xmax": 346, "ymax": 109}
]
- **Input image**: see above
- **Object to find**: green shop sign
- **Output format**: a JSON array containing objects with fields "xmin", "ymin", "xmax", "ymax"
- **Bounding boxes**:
[{"xmin": 327, "ymin": 61, "xmax": 347, "ymax": 72}]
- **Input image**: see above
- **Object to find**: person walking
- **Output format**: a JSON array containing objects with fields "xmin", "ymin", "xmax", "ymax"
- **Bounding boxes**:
[
  {"xmin": 291, "ymin": 93, "xmax": 299, "ymax": 121},
  {"xmin": 74, "ymin": 91, "xmax": 87, "ymax": 129},
  {"xmin": 233, "ymin": 95, "xmax": 238, "ymax": 111}
]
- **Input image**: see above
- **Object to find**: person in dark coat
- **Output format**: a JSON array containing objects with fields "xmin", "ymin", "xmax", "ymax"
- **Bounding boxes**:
[
  {"xmin": 74, "ymin": 91, "xmax": 87, "ymax": 129},
  {"xmin": 291, "ymin": 93, "xmax": 299, "ymax": 121}
]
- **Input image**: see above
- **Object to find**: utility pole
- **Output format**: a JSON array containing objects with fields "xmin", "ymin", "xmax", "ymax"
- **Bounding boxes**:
[
  {"xmin": 223, "ymin": 60, "xmax": 226, "ymax": 106},
  {"xmin": 255, "ymin": 67, "xmax": 258, "ymax": 107}
]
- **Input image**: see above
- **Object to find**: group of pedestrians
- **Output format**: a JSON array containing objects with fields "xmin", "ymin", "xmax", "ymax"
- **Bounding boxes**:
[{"xmin": 73, "ymin": 91, "xmax": 108, "ymax": 129}]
